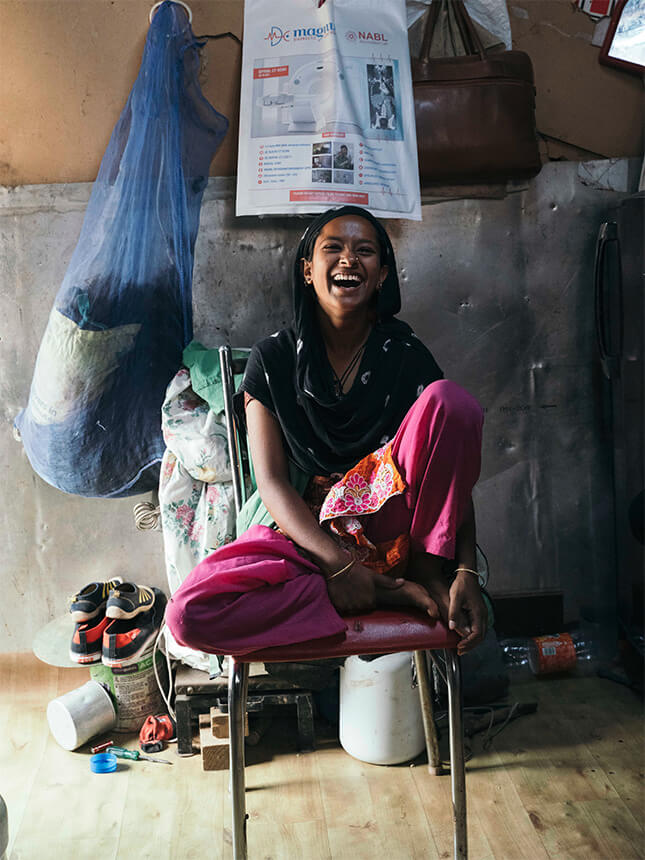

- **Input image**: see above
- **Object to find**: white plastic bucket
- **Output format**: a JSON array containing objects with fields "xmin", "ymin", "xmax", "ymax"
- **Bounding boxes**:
[
  {"xmin": 46, "ymin": 680, "xmax": 117, "ymax": 751},
  {"xmin": 339, "ymin": 652, "xmax": 425, "ymax": 765}
]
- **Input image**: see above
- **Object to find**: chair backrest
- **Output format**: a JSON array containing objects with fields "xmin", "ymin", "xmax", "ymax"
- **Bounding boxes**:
[{"xmin": 218, "ymin": 345, "xmax": 250, "ymax": 516}]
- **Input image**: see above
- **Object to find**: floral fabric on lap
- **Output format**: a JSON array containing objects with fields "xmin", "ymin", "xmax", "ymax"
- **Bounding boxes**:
[{"xmin": 319, "ymin": 444, "xmax": 409, "ymax": 575}]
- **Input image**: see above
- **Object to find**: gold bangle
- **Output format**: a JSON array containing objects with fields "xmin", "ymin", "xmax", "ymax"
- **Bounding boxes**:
[
  {"xmin": 326, "ymin": 558, "xmax": 355, "ymax": 581},
  {"xmin": 455, "ymin": 567, "xmax": 479, "ymax": 578}
]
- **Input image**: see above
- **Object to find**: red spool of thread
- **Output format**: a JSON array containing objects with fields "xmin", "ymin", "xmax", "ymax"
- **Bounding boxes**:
[{"xmin": 528, "ymin": 633, "xmax": 577, "ymax": 675}]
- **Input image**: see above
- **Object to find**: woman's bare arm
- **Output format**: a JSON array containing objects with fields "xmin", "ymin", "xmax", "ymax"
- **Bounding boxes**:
[
  {"xmin": 245, "ymin": 398, "xmax": 412, "ymax": 613},
  {"xmin": 451, "ymin": 496, "xmax": 487, "ymax": 653},
  {"xmin": 246, "ymin": 398, "xmax": 348, "ymax": 572},
  {"xmin": 454, "ymin": 496, "xmax": 477, "ymax": 572}
]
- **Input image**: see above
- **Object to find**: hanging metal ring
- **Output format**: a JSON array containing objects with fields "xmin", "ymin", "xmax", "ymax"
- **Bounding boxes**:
[{"xmin": 149, "ymin": 1, "xmax": 193, "ymax": 24}]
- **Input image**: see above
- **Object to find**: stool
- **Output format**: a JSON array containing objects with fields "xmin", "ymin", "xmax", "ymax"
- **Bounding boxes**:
[{"xmin": 174, "ymin": 664, "xmax": 316, "ymax": 755}]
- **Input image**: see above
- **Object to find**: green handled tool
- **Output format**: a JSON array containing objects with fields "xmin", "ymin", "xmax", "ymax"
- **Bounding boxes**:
[{"xmin": 110, "ymin": 746, "xmax": 173, "ymax": 765}]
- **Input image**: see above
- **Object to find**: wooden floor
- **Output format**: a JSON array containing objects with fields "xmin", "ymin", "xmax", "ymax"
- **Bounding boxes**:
[{"xmin": 0, "ymin": 653, "xmax": 643, "ymax": 860}]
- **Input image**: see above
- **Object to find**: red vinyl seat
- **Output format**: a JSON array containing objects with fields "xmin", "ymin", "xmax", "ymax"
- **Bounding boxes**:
[{"xmin": 233, "ymin": 607, "xmax": 459, "ymax": 662}]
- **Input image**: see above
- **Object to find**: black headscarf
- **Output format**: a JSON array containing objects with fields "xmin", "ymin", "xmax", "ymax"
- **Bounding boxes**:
[{"xmin": 238, "ymin": 206, "xmax": 443, "ymax": 476}]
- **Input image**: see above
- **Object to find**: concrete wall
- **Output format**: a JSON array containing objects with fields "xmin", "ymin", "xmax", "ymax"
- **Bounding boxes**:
[{"xmin": 1, "ymin": 162, "xmax": 634, "ymax": 652}]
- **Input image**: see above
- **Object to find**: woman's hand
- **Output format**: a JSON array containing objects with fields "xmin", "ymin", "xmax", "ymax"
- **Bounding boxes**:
[
  {"xmin": 402, "ymin": 551, "xmax": 488, "ymax": 654},
  {"xmin": 326, "ymin": 562, "xmax": 405, "ymax": 614},
  {"xmin": 448, "ymin": 571, "xmax": 488, "ymax": 655}
]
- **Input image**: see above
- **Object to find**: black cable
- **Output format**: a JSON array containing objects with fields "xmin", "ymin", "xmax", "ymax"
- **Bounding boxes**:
[{"xmin": 195, "ymin": 31, "xmax": 242, "ymax": 46}]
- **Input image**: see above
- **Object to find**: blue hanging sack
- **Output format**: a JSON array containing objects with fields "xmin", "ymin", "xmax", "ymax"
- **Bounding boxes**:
[{"xmin": 15, "ymin": 1, "xmax": 228, "ymax": 497}]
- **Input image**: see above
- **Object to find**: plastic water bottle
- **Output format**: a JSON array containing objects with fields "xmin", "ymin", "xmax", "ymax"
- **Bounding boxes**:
[
  {"xmin": 499, "ymin": 638, "xmax": 532, "ymax": 676},
  {"xmin": 499, "ymin": 632, "xmax": 595, "ymax": 678},
  {"xmin": 567, "ymin": 630, "xmax": 595, "ymax": 674}
]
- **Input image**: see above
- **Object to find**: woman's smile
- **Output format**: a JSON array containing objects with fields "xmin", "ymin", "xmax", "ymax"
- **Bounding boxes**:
[{"xmin": 329, "ymin": 271, "xmax": 364, "ymax": 292}]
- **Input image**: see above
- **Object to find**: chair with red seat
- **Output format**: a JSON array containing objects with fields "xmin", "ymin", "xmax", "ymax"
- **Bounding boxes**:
[{"xmin": 218, "ymin": 345, "xmax": 468, "ymax": 860}]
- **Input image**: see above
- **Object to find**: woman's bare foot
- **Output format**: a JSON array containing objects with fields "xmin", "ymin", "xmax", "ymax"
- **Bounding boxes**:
[
  {"xmin": 405, "ymin": 553, "xmax": 451, "ymax": 625},
  {"xmin": 374, "ymin": 578, "xmax": 442, "ymax": 619}
]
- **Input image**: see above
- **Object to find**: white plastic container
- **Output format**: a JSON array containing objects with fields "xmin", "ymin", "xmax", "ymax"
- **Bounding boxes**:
[
  {"xmin": 339, "ymin": 652, "xmax": 425, "ymax": 765},
  {"xmin": 46, "ymin": 680, "xmax": 117, "ymax": 750}
]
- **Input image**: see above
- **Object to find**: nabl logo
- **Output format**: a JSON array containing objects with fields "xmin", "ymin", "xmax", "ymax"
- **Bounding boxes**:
[{"xmin": 345, "ymin": 30, "xmax": 388, "ymax": 43}]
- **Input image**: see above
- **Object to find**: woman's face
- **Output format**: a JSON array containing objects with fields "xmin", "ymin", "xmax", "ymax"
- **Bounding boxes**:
[{"xmin": 302, "ymin": 215, "xmax": 389, "ymax": 321}]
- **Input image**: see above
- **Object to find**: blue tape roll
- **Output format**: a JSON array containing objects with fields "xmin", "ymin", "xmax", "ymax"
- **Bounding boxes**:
[{"xmin": 90, "ymin": 752, "xmax": 117, "ymax": 773}]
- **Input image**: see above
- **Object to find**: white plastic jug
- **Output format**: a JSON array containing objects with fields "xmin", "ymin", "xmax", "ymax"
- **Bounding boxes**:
[{"xmin": 339, "ymin": 652, "xmax": 425, "ymax": 765}]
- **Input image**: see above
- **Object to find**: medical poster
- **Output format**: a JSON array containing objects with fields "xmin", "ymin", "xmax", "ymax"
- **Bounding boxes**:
[{"xmin": 236, "ymin": 0, "xmax": 422, "ymax": 220}]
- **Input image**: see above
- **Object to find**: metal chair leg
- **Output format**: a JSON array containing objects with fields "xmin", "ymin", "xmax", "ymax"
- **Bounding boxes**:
[
  {"xmin": 414, "ymin": 650, "xmax": 442, "ymax": 774},
  {"xmin": 445, "ymin": 649, "xmax": 467, "ymax": 860},
  {"xmin": 229, "ymin": 659, "xmax": 250, "ymax": 860}
]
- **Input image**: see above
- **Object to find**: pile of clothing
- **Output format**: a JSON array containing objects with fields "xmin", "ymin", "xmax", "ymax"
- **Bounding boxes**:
[{"xmin": 157, "ymin": 342, "xmax": 244, "ymax": 671}]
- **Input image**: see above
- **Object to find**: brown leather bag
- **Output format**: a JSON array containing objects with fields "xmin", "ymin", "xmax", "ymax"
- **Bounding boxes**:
[{"xmin": 412, "ymin": 0, "xmax": 541, "ymax": 186}]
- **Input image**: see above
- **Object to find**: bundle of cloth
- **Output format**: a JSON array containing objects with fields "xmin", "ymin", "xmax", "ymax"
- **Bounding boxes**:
[{"xmin": 158, "ymin": 344, "xmax": 245, "ymax": 671}]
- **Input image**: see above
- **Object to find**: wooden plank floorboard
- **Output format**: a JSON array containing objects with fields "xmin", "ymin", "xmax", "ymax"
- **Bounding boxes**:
[
  {"xmin": 363, "ymin": 760, "xmax": 440, "ymax": 860},
  {"xmin": 580, "ymin": 798, "xmax": 644, "ymax": 859},
  {"xmin": 1, "ymin": 655, "xmax": 643, "ymax": 860},
  {"xmin": 240, "ymin": 717, "xmax": 332, "ymax": 859},
  {"xmin": 532, "ymin": 677, "xmax": 644, "ymax": 823},
  {"xmin": 11, "ymin": 836, "xmax": 120, "ymax": 859},
  {"xmin": 289, "ymin": 820, "xmax": 332, "ymax": 859},
  {"xmin": 526, "ymin": 798, "xmax": 643, "ymax": 860},
  {"xmin": 170, "ymin": 770, "xmax": 232, "ymax": 860},
  {"xmin": 500, "ymin": 707, "xmax": 621, "ymax": 807},
  {"xmin": 246, "ymin": 747, "xmax": 326, "ymax": 825},
  {"xmin": 498, "ymin": 677, "xmax": 644, "ymax": 860},
  {"xmin": 21, "ymin": 736, "xmax": 129, "ymax": 841},
  {"xmin": 0, "ymin": 656, "xmax": 71, "ymax": 858},
  {"xmin": 410, "ymin": 764, "xmax": 459, "ymax": 858},
  {"xmin": 316, "ymin": 739, "xmax": 385, "ymax": 859},
  {"xmin": 462, "ymin": 752, "xmax": 551, "ymax": 860},
  {"xmin": 245, "ymin": 746, "xmax": 331, "ymax": 859}
]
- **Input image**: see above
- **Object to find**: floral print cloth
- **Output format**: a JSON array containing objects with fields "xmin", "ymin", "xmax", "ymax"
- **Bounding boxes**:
[
  {"xmin": 319, "ymin": 443, "xmax": 410, "ymax": 574},
  {"xmin": 159, "ymin": 367, "xmax": 236, "ymax": 670}
]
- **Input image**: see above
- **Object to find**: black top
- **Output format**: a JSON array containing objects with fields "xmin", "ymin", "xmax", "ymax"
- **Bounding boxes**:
[{"xmin": 237, "ymin": 206, "xmax": 443, "ymax": 476}]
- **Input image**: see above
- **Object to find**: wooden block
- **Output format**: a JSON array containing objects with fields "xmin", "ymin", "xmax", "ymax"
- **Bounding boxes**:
[
  {"xmin": 210, "ymin": 707, "xmax": 229, "ymax": 738},
  {"xmin": 210, "ymin": 706, "xmax": 248, "ymax": 739},
  {"xmin": 199, "ymin": 714, "xmax": 229, "ymax": 772}
]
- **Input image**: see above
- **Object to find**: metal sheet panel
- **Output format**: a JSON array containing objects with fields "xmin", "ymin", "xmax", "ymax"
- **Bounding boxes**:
[
  {"xmin": 192, "ymin": 163, "xmax": 628, "ymax": 624},
  {"xmin": 0, "ymin": 161, "xmax": 633, "ymax": 650}
]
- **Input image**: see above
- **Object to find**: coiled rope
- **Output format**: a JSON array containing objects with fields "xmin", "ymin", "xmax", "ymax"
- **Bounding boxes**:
[{"xmin": 133, "ymin": 501, "xmax": 161, "ymax": 530}]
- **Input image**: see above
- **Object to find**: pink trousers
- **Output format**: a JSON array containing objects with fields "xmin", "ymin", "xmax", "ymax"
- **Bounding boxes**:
[{"xmin": 166, "ymin": 380, "xmax": 483, "ymax": 655}]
